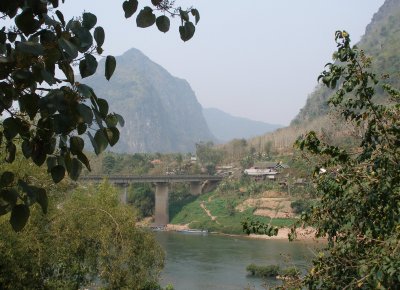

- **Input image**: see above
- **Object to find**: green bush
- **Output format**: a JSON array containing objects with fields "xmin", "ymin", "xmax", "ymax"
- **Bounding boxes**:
[
  {"xmin": 280, "ymin": 267, "xmax": 300, "ymax": 277},
  {"xmin": 127, "ymin": 183, "xmax": 155, "ymax": 218},
  {"xmin": 290, "ymin": 199, "xmax": 312, "ymax": 214},
  {"xmin": 246, "ymin": 264, "xmax": 280, "ymax": 278}
]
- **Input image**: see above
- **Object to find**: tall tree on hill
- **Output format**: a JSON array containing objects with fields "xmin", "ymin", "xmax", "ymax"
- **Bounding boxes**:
[
  {"xmin": 243, "ymin": 31, "xmax": 400, "ymax": 288},
  {"xmin": 0, "ymin": 0, "xmax": 199, "ymax": 231},
  {"xmin": 295, "ymin": 31, "xmax": 400, "ymax": 288}
]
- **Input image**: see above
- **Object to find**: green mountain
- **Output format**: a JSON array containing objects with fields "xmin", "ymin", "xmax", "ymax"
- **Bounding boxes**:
[
  {"xmin": 84, "ymin": 48, "xmax": 215, "ymax": 153},
  {"xmin": 292, "ymin": 0, "xmax": 400, "ymax": 125},
  {"xmin": 203, "ymin": 108, "xmax": 282, "ymax": 142}
]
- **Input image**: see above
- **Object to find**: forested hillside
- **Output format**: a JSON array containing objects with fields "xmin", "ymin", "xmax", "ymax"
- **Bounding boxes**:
[
  {"xmin": 244, "ymin": 0, "xmax": 400, "ymax": 155},
  {"xmin": 291, "ymin": 0, "xmax": 400, "ymax": 125}
]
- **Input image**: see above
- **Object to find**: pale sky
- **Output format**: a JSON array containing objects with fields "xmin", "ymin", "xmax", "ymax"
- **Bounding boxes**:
[{"xmin": 62, "ymin": 0, "xmax": 385, "ymax": 125}]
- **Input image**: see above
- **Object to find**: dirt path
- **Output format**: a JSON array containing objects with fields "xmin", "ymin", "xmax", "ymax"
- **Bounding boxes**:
[{"xmin": 200, "ymin": 202, "xmax": 220, "ymax": 224}]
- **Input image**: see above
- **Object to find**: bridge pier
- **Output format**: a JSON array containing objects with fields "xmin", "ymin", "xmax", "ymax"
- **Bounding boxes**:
[
  {"xmin": 190, "ymin": 181, "xmax": 202, "ymax": 195},
  {"xmin": 119, "ymin": 184, "xmax": 129, "ymax": 204},
  {"xmin": 154, "ymin": 182, "xmax": 169, "ymax": 226}
]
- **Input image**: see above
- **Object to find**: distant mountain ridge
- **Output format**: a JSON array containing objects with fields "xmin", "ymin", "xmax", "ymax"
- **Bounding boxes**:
[
  {"xmin": 203, "ymin": 108, "xmax": 282, "ymax": 142},
  {"xmin": 246, "ymin": 0, "xmax": 400, "ymax": 152},
  {"xmin": 291, "ymin": 0, "xmax": 400, "ymax": 125},
  {"xmin": 84, "ymin": 48, "xmax": 215, "ymax": 153}
]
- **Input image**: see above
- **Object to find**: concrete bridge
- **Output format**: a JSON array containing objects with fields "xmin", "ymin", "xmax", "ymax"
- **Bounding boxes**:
[{"xmin": 80, "ymin": 175, "xmax": 223, "ymax": 225}]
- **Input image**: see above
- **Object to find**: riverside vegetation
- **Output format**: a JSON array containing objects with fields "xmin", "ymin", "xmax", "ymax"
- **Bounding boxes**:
[{"xmin": 0, "ymin": 0, "xmax": 199, "ymax": 289}]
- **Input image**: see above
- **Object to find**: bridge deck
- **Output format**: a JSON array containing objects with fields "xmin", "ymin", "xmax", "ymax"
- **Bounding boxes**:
[{"xmin": 80, "ymin": 175, "xmax": 223, "ymax": 184}]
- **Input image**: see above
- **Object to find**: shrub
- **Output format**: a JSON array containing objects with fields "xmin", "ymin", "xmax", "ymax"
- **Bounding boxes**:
[
  {"xmin": 246, "ymin": 264, "xmax": 280, "ymax": 278},
  {"xmin": 290, "ymin": 199, "xmax": 311, "ymax": 214},
  {"xmin": 280, "ymin": 267, "xmax": 300, "ymax": 277}
]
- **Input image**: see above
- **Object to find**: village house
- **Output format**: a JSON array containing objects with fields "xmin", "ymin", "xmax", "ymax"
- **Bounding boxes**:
[{"xmin": 244, "ymin": 161, "xmax": 289, "ymax": 181}]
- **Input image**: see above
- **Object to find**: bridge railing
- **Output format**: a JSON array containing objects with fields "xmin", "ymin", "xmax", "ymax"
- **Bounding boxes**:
[{"xmin": 79, "ymin": 174, "xmax": 223, "ymax": 183}]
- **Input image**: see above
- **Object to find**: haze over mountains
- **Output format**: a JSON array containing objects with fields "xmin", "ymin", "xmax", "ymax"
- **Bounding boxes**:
[
  {"xmin": 84, "ymin": 48, "xmax": 282, "ymax": 153},
  {"xmin": 203, "ymin": 108, "xmax": 282, "ymax": 142}
]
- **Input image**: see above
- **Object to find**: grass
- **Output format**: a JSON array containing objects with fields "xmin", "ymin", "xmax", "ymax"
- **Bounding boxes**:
[{"xmin": 169, "ymin": 191, "xmax": 296, "ymax": 235}]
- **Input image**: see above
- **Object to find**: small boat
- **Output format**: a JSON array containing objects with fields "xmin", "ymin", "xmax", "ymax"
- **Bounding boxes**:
[
  {"xmin": 177, "ymin": 229, "xmax": 208, "ymax": 234},
  {"xmin": 150, "ymin": 226, "xmax": 166, "ymax": 231}
]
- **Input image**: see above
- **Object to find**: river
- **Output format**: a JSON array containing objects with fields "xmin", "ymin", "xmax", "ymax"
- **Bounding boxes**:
[{"xmin": 155, "ymin": 231, "xmax": 320, "ymax": 290}]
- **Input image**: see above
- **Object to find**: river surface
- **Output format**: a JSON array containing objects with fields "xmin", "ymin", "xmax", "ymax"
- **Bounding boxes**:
[{"xmin": 155, "ymin": 231, "xmax": 320, "ymax": 290}]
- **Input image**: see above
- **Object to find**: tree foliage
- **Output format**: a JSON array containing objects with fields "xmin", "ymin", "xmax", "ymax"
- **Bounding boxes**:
[
  {"xmin": 293, "ymin": 31, "xmax": 400, "ymax": 289},
  {"xmin": 127, "ymin": 183, "xmax": 155, "ymax": 218},
  {"xmin": 0, "ymin": 181, "xmax": 164, "ymax": 289},
  {"xmin": 0, "ymin": 0, "xmax": 199, "ymax": 230}
]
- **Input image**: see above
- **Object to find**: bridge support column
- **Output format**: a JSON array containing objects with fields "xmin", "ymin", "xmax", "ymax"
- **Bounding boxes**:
[
  {"xmin": 119, "ymin": 184, "xmax": 129, "ymax": 204},
  {"xmin": 155, "ymin": 182, "xmax": 169, "ymax": 226},
  {"xmin": 190, "ymin": 181, "xmax": 202, "ymax": 195}
]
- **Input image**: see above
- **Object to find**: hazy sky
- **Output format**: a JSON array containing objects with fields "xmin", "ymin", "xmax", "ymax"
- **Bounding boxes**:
[{"xmin": 62, "ymin": 0, "xmax": 385, "ymax": 125}]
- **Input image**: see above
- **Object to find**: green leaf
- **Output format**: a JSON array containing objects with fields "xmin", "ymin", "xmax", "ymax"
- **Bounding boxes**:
[
  {"xmin": 58, "ymin": 62, "xmax": 75, "ymax": 84},
  {"xmin": 35, "ymin": 188, "xmax": 48, "ymax": 214},
  {"xmin": 82, "ymin": 12, "xmax": 97, "ymax": 30},
  {"xmin": 151, "ymin": 0, "xmax": 162, "ymax": 5},
  {"xmin": 97, "ymin": 98, "xmax": 109, "ymax": 117},
  {"xmin": 5, "ymin": 142, "xmax": 16, "ymax": 163},
  {"xmin": 46, "ymin": 156, "xmax": 57, "ymax": 172},
  {"xmin": 58, "ymin": 37, "xmax": 78, "ymax": 59},
  {"xmin": 179, "ymin": 21, "xmax": 195, "ymax": 42},
  {"xmin": 3, "ymin": 117, "xmax": 19, "ymax": 140},
  {"xmin": 51, "ymin": 165, "xmax": 65, "ymax": 183},
  {"xmin": 116, "ymin": 113, "xmax": 125, "ymax": 127},
  {"xmin": 104, "ymin": 127, "xmax": 120, "ymax": 146},
  {"xmin": 191, "ymin": 9, "xmax": 200, "ymax": 24},
  {"xmin": 77, "ymin": 151, "xmax": 91, "ymax": 171},
  {"xmin": 7, "ymin": 32, "xmax": 17, "ymax": 43},
  {"xmin": 77, "ymin": 123, "xmax": 87, "ymax": 135},
  {"xmin": 19, "ymin": 93, "xmax": 40, "ymax": 120},
  {"xmin": 88, "ymin": 131, "xmax": 98, "ymax": 154},
  {"xmin": 74, "ymin": 27, "xmax": 93, "ymax": 52},
  {"xmin": 179, "ymin": 9, "xmax": 189, "ymax": 22},
  {"xmin": 15, "ymin": 8, "xmax": 41, "ymax": 35},
  {"xmin": 77, "ymin": 103, "xmax": 93, "ymax": 124},
  {"xmin": 55, "ymin": 10, "xmax": 65, "ymax": 26},
  {"xmin": 31, "ymin": 141, "xmax": 46, "ymax": 166},
  {"xmin": 10, "ymin": 204, "xmax": 30, "ymax": 232},
  {"xmin": 0, "ymin": 171, "xmax": 14, "ymax": 187},
  {"xmin": 0, "ymin": 189, "xmax": 18, "ymax": 206},
  {"xmin": 21, "ymin": 140, "xmax": 33, "ymax": 158},
  {"xmin": 16, "ymin": 41, "xmax": 44, "ymax": 55},
  {"xmin": 105, "ymin": 114, "xmax": 119, "ymax": 128},
  {"xmin": 94, "ymin": 130, "xmax": 108, "ymax": 154},
  {"xmin": 69, "ymin": 158, "xmax": 82, "ymax": 181},
  {"xmin": 49, "ymin": 0, "xmax": 59, "ymax": 8},
  {"xmin": 136, "ymin": 7, "xmax": 156, "ymax": 28},
  {"xmin": 77, "ymin": 84, "xmax": 95, "ymax": 99},
  {"xmin": 70, "ymin": 136, "xmax": 84, "ymax": 154},
  {"xmin": 156, "ymin": 15, "xmax": 170, "ymax": 33},
  {"xmin": 79, "ymin": 54, "xmax": 98, "ymax": 78},
  {"xmin": 94, "ymin": 26, "xmax": 105, "ymax": 47},
  {"xmin": 122, "ymin": 0, "xmax": 138, "ymax": 18},
  {"xmin": 105, "ymin": 55, "xmax": 116, "ymax": 81}
]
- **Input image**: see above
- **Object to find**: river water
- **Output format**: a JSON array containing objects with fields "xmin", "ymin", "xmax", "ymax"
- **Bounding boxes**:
[{"xmin": 155, "ymin": 231, "xmax": 320, "ymax": 290}]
